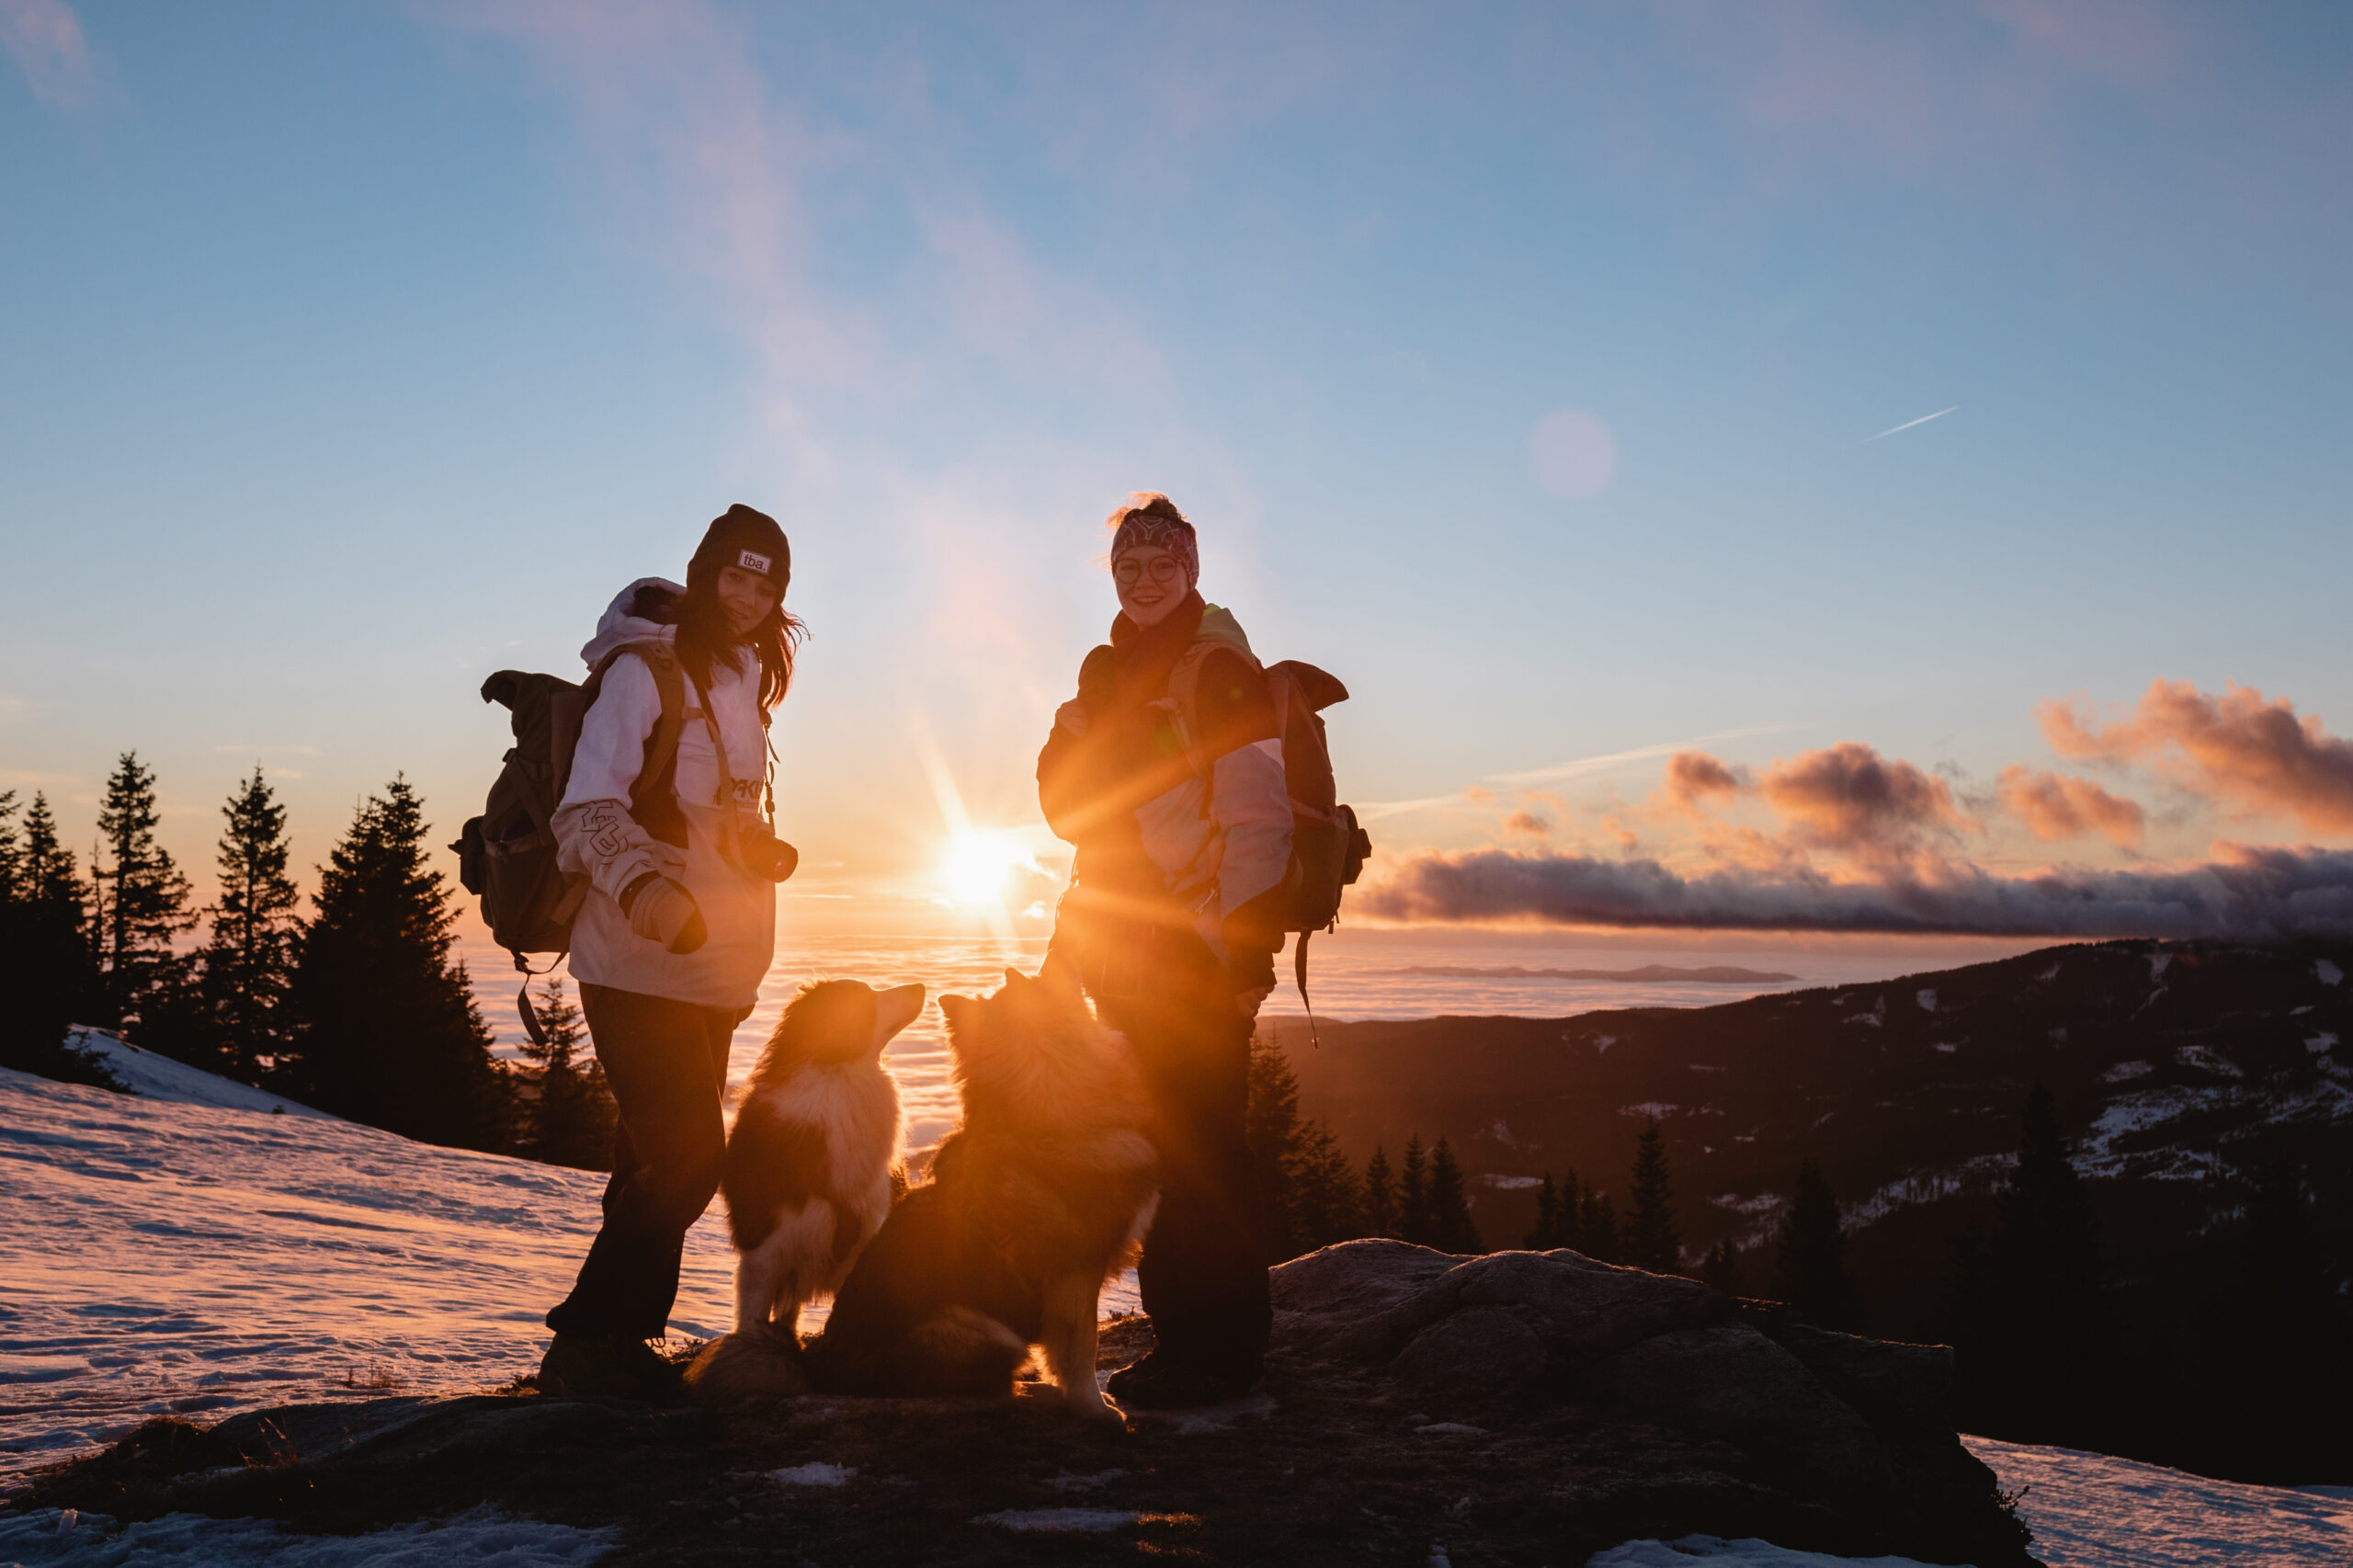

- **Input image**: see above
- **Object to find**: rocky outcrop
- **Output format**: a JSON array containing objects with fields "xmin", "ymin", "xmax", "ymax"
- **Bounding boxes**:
[{"xmin": 14, "ymin": 1243, "xmax": 2036, "ymax": 1566}]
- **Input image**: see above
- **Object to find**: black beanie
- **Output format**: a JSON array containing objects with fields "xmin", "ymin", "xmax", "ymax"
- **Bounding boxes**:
[{"xmin": 689, "ymin": 504, "xmax": 790, "ymax": 594}]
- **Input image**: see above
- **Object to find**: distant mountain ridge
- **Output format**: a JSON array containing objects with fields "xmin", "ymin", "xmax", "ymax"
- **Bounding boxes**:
[
  {"xmin": 1385, "ymin": 962, "xmax": 1801, "ymax": 983},
  {"xmin": 1268, "ymin": 937, "xmax": 2353, "ymax": 1340}
]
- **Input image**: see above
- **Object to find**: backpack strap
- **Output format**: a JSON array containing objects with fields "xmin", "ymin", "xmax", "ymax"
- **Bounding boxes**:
[
  {"xmin": 632, "ymin": 642, "xmax": 689, "ymax": 814},
  {"xmin": 1164, "ymin": 637, "xmax": 1267, "ymax": 780}
]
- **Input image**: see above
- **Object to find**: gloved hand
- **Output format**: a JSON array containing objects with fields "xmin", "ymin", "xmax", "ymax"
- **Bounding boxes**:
[
  {"xmin": 621, "ymin": 873, "xmax": 708, "ymax": 954},
  {"xmin": 744, "ymin": 834, "xmax": 799, "ymax": 883}
]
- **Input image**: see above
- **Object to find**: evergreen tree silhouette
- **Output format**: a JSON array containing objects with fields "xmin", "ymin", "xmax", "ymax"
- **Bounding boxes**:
[
  {"xmin": 2231, "ymin": 1161, "xmax": 2336, "ymax": 1482},
  {"xmin": 1285, "ymin": 1119, "xmax": 1366, "ymax": 1253},
  {"xmin": 1700, "ymin": 1238, "xmax": 1742, "ymax": 1297},
  {"xmin": 1400, "ymin": 1134, "xmax": 1430, "ymax": 1245},
  {"xmin": 1578, "ymin": 1185, "xmax": 1620, "ymax": 1264},
  {"xmin": 201, "ymin": 768, "xmax": 303, "ymax": 1078},
  {"xmin": 1626, "ymin": 1117, "xmax": 1683, "ymax": 1273},
  {"xmin": 1948, "ymin": 1084, "xmax": 2114, "ymax": 1449},
  {"xmin": 1427, "ymin": 1137, "xmax": 1483, "ymax": 1254},
  {"xmin": 1525, "ymin": 1173, "xmax": 1561, "ymax": 1249},
  {"xmin": 1363, "ymin": 1145, "xmax": 1398, "ymax": 1239},
  {"xmin": 517, "ymin": 977, "xmax": 616, "ymax": 1171},
  {"xmin": 282, "ymin": 778, "xmax": 513, "ymax": 1149},
  {"xmin": 1245, "ymin": 1029, "xmax": 1307, "ymax": 1260},
  {"xmin": 0, "ymin": 792, "xmax": 113, "ymax": 1087},
  {"xmin": 1773, "ymin": 1158, "xmax": 1862, "ymax": 1330},
  {"xmin": 1553, "ymin": 1170, "xmax": 1587, "ymax": 1254},
  {"xmin": 92, "ymin": 754, "xmax": 194, "ymax": 1031}
]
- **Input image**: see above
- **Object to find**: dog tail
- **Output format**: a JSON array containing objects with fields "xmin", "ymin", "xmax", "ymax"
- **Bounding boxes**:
[
  {"xmin": 803, "ymin": 1307, "xmax": 1028, "ymax": 1398},
  {"xmin": 684, "ymin": 1325, "xmax": 813, "ymax": 1404}
]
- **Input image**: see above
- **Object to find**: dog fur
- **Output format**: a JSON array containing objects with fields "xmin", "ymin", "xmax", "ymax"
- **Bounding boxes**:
[
  {"xmin": 684, "ymin": 979, "xmax": 918, "ymax": 1402},
  {"xmin": 801, "ymin": 955, "xmax": 1158, "ymax": 1422}
]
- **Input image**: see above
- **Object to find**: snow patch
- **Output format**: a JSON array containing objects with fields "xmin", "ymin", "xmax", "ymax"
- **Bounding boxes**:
[
  {"xmin": 1121, "ymin": 1392, "xmax": 1276, "ymax": 1434},
  {"xmin": 63, "ymin": 1028, "xmax": 334, "ymax": 1119},
  {"xmin": 2148, "ymin": 952, "xmax": 2173, "ymax": 981},
  {"xmin": 1620, "ymin": 1102, "xmax": 1678, "ymax": 1119},
  {"xmin": 1480, "ymin": 1174, "xmax": 1543, "ymax": 1190},
  {"xmin": 2318, "ymin": 960, "xmax": 2344, "ymax": 986},
  {"xmin": 1844, "ymin": 996, "xmax": 1886, "ymax": 1028},
  {"xmin": 1592, "ymin": 1034, "xmax": 1617, "ymax": 1053},
  {"xmin": 1915, "ymin": 988, "xmax": 1937, "ymax": 1012},
  {"xmin": 2176, "ymin": 1044, "xmax": 2243, "ymax": 1079},
  {"xmin": 2038, "ymin": 962, "xmax": 2062, "ymax": 981},
  {"xmin": 1932, "ymin": 1042, "xmax": 1958, "ymax": 1054},
  {"xmin": 0, "ymin": 1503, "xmax": 616, "ymax": 1565},
  {"xmin": 768, "ymin": 1462, "xmax": 855, "ymax": 1486},
  {"xmin": 1483, "ymin": 1119, "xmax": 1516, "ymax": 1147},
  {"xmin": 1969, "ymin": 1434, "xmax": 2353, "ymax": 1568},
  {"xmin": 975, "ymin": 1508, "xmax": 1142, "ymax": 1533},
  {"xmin": 2309, "ymin": 1034, "xmax": 2339, "ymax": 1056},
  {"xmin": 1045, "ymin": 1469, "xmax": 1126, "ymax": 1492},
  {"xmin": 2102, "ymin": 1061, "xmax": 2154, "ymax": 1083}
]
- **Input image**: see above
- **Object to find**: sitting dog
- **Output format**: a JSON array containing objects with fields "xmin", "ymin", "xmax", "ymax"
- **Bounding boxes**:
[
  {"xmin": 801, "ymin": 955, "xmax": 1157, "ymax": 1422},
  {"xmin": 685, "ymin": 979, "xmax": 920, "ymax": 1401}
]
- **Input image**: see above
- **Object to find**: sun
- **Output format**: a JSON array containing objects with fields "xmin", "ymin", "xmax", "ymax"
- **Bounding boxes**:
[{"xmin": 940, "ymin": 829, "xmax": 1044, "ymax": 908}]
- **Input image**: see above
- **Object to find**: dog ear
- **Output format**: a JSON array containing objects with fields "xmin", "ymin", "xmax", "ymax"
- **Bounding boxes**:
[
  {"xmin": 873, "ymin": 983, "xmax": 926, "ymax": 1047},
  {"xmin": 1001, "ymin": 966, "xmax": 1026, "ymax": 991},
  {"xmin": 938, "ymin": 994, "xmax": 972, "ymax": 1032}
]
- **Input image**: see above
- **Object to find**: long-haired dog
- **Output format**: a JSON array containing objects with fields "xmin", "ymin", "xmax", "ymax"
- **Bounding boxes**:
[
  {"xmin": 685, "ymin": 979, "xmax": 920, "ymax": 1402},
  {"xmin": 801, "ymin": 955, "xmax": 1157, "ymax": 1422}
]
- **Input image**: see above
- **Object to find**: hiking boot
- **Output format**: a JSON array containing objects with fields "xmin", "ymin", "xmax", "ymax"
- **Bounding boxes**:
[
  {"xmin": 539, "ymin": 1334, "xmax": 686, "ymax": 1402},
  {"xmin": 1105, "ymin": 1351, "xmax": 1262, "ymax": 1410}
]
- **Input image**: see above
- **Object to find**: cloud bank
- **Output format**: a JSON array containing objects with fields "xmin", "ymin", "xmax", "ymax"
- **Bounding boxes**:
[
  {"xmin": 1360, "ymin": 842, "xmax": 2353, "ymax": 939},
  {"xmin": 2042, "ymin": 679, "xmax": 2353, "ymax": 834}
]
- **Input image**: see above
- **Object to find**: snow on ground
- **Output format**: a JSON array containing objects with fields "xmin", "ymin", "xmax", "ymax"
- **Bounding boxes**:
[
  {"xmin": 1964, "ymin": 1436, "xmax": 2353, "ymax": 1568},
  {"xmin": 0, "ymin": 1062, "xmax": 1135, "ymax": 1483},
  {"xmin": 0, "ymin": 1502, "xmax": 617, "ymax": 1565},
  {"xmin": 61, "ymin": 1029, "xmax": 330, "ymax": 1119}
]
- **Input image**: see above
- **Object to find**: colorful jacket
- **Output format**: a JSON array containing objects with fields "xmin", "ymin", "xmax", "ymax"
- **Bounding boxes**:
[{"xmin": 1038, "ymin": 594, "xmax": 1292, "ymax": 983}]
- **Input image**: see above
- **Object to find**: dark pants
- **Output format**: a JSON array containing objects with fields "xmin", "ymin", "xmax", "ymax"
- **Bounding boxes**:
[
  {"xmin": 1094, "ymin": 935, "xmax": 1272, "ymax": 1374},
  {"xmin": 545, "ymin": 984, "xmax": 748, "ymax": 1341}
]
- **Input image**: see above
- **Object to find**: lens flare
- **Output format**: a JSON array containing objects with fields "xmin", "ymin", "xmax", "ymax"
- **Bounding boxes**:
[{"xmin": 941, "ymin": 830, "xmax": 1042, "ymax": 908}]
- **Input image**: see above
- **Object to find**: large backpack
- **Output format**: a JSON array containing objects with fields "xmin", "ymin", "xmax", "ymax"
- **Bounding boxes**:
[
  {"xmin": 1166, "ymin": 644, "xmax": 1373, "ymax": 1028},
  {"xmin": 452, "ymin": 642, "xmax": 686, "ymax": 1042}
]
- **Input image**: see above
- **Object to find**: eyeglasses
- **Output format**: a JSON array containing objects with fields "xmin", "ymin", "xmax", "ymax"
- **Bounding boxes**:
[{"xmin": 1113, "ymin": 556, "xmax": 1184, "ymax": 585}]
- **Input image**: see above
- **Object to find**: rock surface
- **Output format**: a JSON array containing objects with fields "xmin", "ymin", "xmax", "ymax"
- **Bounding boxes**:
[{"xmin": 12, "ymin": 1243, "xmax": 2037, "ymax": 1566}]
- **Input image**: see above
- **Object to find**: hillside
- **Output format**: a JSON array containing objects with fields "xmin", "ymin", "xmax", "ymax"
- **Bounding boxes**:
[{"xmin": 1267, "ymin": 937, "xmax": 2353, "ymax": 1338}]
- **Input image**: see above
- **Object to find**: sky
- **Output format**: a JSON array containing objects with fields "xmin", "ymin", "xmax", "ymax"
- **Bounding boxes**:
[{"xmin": 4, "ymin": 1, "xmax": 2352, "ymax": 944}]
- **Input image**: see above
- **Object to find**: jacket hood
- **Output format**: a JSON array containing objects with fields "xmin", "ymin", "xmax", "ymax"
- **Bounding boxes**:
[
  {"xmin": 581, "ymin": 577, "xmax": 684, "ymax": 670},
  {"xmin": 1194, "ymin": 603, "xmax": 1255, "ymax": 660}
]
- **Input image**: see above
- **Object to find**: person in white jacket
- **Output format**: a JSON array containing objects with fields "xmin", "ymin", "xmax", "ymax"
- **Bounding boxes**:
[{"xmin": 539, "ymin": 504, "xmax": 803, "ymax": 1400}]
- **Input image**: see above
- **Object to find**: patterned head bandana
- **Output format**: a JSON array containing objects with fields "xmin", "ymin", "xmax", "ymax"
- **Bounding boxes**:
[{"xmin": 1108, "ymin": 494, "xmax": 1199, "ymax": 591}]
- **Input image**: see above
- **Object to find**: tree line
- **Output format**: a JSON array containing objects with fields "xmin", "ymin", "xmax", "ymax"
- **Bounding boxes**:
[{"xmin": 0, "ymin": 757, "xmax": 613, "ymax": 1170}]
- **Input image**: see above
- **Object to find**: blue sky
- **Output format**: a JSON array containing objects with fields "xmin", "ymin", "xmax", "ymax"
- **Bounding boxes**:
[{"xmin": 5, "ymin": 2, "xmax": 2351, "ymax": 936}]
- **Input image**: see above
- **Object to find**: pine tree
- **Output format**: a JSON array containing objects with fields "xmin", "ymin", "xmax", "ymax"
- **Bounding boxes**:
[
  {"xmin": 1427, "ymin": 1137, "xmax": 1483, "ymax": 1254},
  {"xmin": 91, "ymin": 753, "xmax": 195, "ymax": 1030},
  {"xmin": 282, "ymin": 778, "xmax": 513, "ymax": 1149},
  {"xmin": 1700, "ymin": 1238, "xmax": 1742, "ymax": 1297},
  {"xmin": 0, "ymin": 793, "xmax": 114, "ymax": 1088},
  {"xmin": 1773, "ymin": 1157, "xmax": 1862, "ymax": 1331},
  {"xmin": 1285, "ymin": 1119, "xmax": 1366, "ymax": 1253},
  {"xmin": 517, "ymin": 977, "xmax": 617, "ymax": 1171},
  {"xmin": 1949, "ymin": 1085, "xmax": 2114, "ymax": 1448},
  {"xmin": 1400, "ymin": 1134, "xmax": 1430, "ymax": 1245},
  {"xmin": 1246, "ymin": 1030, "xmax": 1308, "ymax": 1260},
  {"xmin": 1363, "ymin": 1145, "xmax": 1399, "ymax": 1239},
  {"xmin": 1579, "ymin": 1185, "xmax": 1620, "ymax": 1264},
  {"xmin": 199, "ymin": 768, "xmax": 302, "ymax": 1078},
  {"xmin": 1525, "ymin": 1173, "xmax": 1561, "ymax": 1249},
  {"xmin": 1626, "ymin": 1117, "xmax": 1683, "ymax": 1273}
]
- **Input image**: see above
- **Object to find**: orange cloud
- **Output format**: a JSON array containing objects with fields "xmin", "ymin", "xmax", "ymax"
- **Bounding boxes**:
[
  {"xmin": 2041, "ymin": 679, "xmax": 2353, "ymax": 834},
  {"xmin": 1759, "ymin": 742, "xmax": 1965, "ymax": 859},
  {"xmin": 1505, "ymin": 810, "xmax": 1552, "ymax": 838},
  {"xmin": 1996, "ymin": 767, "xmax": 2145, "ymax": 847},
  {"xmin": 1657, "ymin": 750, "xmax": 1749, "ymax": 813}
]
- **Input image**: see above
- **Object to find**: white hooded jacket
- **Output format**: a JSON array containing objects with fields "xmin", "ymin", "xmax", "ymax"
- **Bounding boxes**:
[{"xmin": 553, "ymin": 578, "xmax": 778, "ymax": 1008}]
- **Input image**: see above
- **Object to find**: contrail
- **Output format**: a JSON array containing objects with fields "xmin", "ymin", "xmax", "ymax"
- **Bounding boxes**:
[
  {"xmin": 1868, "ymin": 405, "xmax": 1958, "ymax": 441},
  {"xmin": 1351, "ymin": 723, "xmax": 1803, "ymax": 821}
]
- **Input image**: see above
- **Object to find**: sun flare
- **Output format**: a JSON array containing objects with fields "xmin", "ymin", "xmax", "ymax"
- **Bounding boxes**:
[{"xmin": 940, "ymin": 829, "xmax": 1046, "ymax": 909}]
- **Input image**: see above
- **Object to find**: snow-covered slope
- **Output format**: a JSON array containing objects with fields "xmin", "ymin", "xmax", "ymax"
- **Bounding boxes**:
[
  {"xmin": 5, "ymin": 1063, "xmax": 2348, "ymax": 1567},
  {"xmin": 61, "ymin": 1028, "xmax": 331, "ymax": 1119},
  {"xmin": 0, "ymin": 1059, "xmax": 1136, "ymax": 1485}
]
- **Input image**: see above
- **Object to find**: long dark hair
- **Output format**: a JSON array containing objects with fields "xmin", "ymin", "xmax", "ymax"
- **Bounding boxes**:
[{"xmin": 671, "ymin": 571, "xmax": 806, "ymax": 711}]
